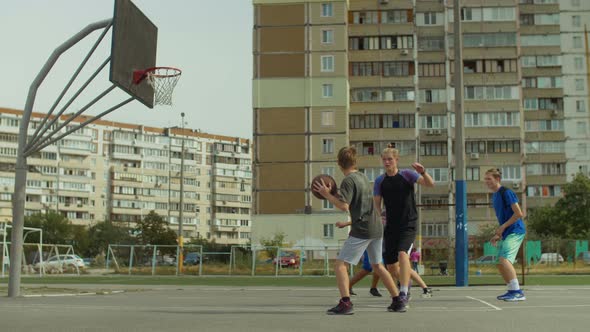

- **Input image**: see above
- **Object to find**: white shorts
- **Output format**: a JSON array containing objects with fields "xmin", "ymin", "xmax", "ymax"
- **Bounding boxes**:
[{"xmin": 337, "ymin": 236, "xmax": 383, "ymax": 266}]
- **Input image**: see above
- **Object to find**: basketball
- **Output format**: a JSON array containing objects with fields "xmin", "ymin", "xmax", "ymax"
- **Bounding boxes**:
[{"xmin": 312, "ymin": 174, "xmax": 338, "ymax": 200}]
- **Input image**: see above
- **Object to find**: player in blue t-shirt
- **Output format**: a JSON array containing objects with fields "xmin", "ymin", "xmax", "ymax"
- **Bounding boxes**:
[{"xmin": 485, "ymin": 168, "xmax": 526, "ymax": 302}]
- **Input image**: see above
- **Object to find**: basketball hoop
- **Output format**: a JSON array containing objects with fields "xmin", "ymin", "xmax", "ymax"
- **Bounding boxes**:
[{"xmin": 133, "ymin": 67, "xmax": 181, "ymax": 106}]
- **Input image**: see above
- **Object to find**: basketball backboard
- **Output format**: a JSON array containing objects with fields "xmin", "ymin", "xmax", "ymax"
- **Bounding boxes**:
[{"xmin": 110, "ymin": 0, "xmax": 158, "ymax": 108}]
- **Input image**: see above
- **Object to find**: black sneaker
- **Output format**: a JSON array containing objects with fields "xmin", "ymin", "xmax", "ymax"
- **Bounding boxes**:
[
  {"xmin": 387, "ymin": 296, "xmax": 407, "ymax": 313},
  {"xmin": 349, "ymin": 289, "xmax": 357, "ymax": 296},
  {"xmin": 327, "ymin": 299, "xmax": 354, "ymax": 315},
  {"xmin": 369, "ymin": 288, "xmax": 382, "ymax": 297},
  {"xmin": 421, "ymin": 287, "xmax": 433, "ymax": 298}
]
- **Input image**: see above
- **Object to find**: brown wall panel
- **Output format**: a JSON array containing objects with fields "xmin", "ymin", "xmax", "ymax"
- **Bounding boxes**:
[
  {"xmin": 258, "ymin": 4, "xmax": 305, "ymax": 26},
  {"xmin": 258, "ymin": 135, "xmax": 306, "ymax": 162},
  {"xmin": 259, "ymin": 54, "xmax": 305, "ymax": 78},
  {"xmin": 256, "ymin": 163, "xmax": 305, "ymax": 190},
  {"xmin": 257, "ymin": 108, "xmax": 305, "ymax": 134},
  {"xmin": 260, "ymin": 27, "xmax": 305, "ymax": 52},
  {"xmin": 257, "ymin": 191, "xmax": 305, "ymax": 214}
]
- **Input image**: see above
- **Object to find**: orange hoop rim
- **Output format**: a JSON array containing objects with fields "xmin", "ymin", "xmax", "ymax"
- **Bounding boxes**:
[{"xmin": 133, "ymin": 67, "xmax": 182, "ymax": 84}]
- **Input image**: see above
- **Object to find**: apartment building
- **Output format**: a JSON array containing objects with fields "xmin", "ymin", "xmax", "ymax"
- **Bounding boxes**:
[
  {"xmin": 0, "ymin": 107, "xmax": 252, "ymax": 245},
  {"xmin": 252, "ymin": 0, "xmax": 590, "ymax": 249}
]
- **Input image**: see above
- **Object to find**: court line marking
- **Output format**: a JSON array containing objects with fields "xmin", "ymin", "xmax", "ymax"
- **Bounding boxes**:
[{"xmin": 466, "ymin": 296, "xmax": 502, "ymax": 311}]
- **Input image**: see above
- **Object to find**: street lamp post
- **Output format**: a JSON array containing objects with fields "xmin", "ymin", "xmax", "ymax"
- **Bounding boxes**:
[{"xmin": 178, "ymin": 112, "xmax": 185, "ymax": 274}]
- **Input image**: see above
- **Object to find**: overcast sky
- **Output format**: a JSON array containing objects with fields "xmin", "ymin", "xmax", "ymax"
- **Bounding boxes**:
[{"xmin": 1, "ymin": 0, "xmax": 253, "ymax": 138}]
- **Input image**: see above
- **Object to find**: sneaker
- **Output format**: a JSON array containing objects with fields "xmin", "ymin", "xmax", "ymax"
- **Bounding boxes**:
[
  {"xmin": 349, "ymin": 289, "xmax": 357, "ymax": 296},
  {"xmin": 496, "ymin": 291, "xmax": 513, "ymax": 301},
  {"xmin": 327, "ymin": 299, "xmax": 354, "ymax": 315},
  {"xmin": 421, "ymin": 287, "xmax": 433, "ymax": 298},
  {"xmin": 387, "ymin": 296, "xmax": 407, "ymax": 313},
  {"xmin": 399, "ymin": 292, "xmax": 410, "ymax": 306},
  {"xmin": 369, "ymin": 288, "xmax": 382, "ymax": 297},
  {"xmin": 503, "ymin": 290, "xmax": 526, "ymax": 302}
]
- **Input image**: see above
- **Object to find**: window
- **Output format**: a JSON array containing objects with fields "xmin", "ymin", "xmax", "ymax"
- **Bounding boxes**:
[
  {"xmin": 420, "ymin": 115, "xmax": 447, "ymax": 129},
  {"xmin": 418, "ymin": 63, "xmax": 445, "ymax": 77},
  {"xmin": 321, "ymin": 111, "xmax": 335, "ymax": 127},
  {"xmin": 572, "ymin": 15, "xmax": 581, "ymax": 27},
  {"xmin": 466, "ymin": 167, "xmax": 480, "ymax": 181},
  {"xmin": 575, "ymin": 79, "xmax": 585, "ymax": 91},
  {"xmin": 521, "ymin": 34, "xmax": 560, "ymax": 47},
  {"xmin": 352, "ymin": 11, "xmax": 379, "ymax": 24},
  {"xmin": 321, "ymin": 55, "xmax": 334, "ymax": 72},
  {"xmin": 464, "ymin": 86, "xmax": 517, "ymax": 100},
  {"xmin": 321, "ymin": 3, "xmax": 333, "ymax": 17},
  {"xmin": 322, "ymin": 167, "xmax": 335, "ymax": 177},
  {"xmin": 420, "ymin": 142, "xmax": 447, "ymax": 156},
  {"xmin": 381, "ymin": 10, "xmax": 410, "ymax": 24},
  {"xmin": 418, "ymin": 37, "xmax": 445, "ymax": 51},
  {"xmin": 323, "ymin": 224, "xmax": 334, "ymax": 238},
  {"xmin": 576, "ymin": 100, "xmax": 586, "ymax": 113},
  {"xmin": 487, "ymin": 140, "xmax": 520, "ymax": 153},
  {"xmin": 575, "ymin": 57, "xmax": 584, "ymax": 70},
  {"xmin": 574, "ymin": 36, "xmax": 583, "ymax": 48},
  {"xmin": 322, "ymin": 84, "xmax": 333, "ymax": 98},
  {"xmin": 578, "ymin": 143, "xmax": 588, "ymax": 156},
  {"xmin": 383, "ymin": 62, "xmax": 410, "ymax": 77},
  {"xmin": 527, "ymin": 185, "xmax": 562, "ymax": 197},
  {"xmin": 427, "ymin": 168, "xmax": 449, "ymax": 182},
  {"xmin": 419, "ymin": 89, "xmax": 447, "ymax": 103},
  {"xmin": 458, "ymin": 33, "xmax": 517, "ymax": 47},
  {"xmin": 533, "ymin": 14, "xmax": 560, "ymax": 25},
  {"xmin": 349, "ymin": 35, "xmax": 413, "ymax": 50},
  {"xmin": 465, "ymin": 141, "xmax": 486, "ymax": 154},
  {"xmin": 321, "ymin": 29, "xmax": 334, "ymax": 44},
  {"xmin": 525, "ymin": 120, "xmax": 564, "ymax": 132},
  {"xmin": 483, "ymin": 7, "xmax": 515, "ymax": 21},
  {"xmin": 526, "ymin": 163, "xmax": 565, "ymax": 176},
  {"xmin": 322, "ymin": 138, "xmax": 334, "ymax": 154},
  {"xmin": 422, "ymin": 12, "xmax": 438, "ymax": 25},
  {"xmin": 350, "ymin": 114, "xmax": 414, "ymax": 129},
  {"xmin": 577, "ymin": 121, "xmax": 587, "ymax": 135},
  {"xmin": 351, "ymin": 88, "xmax": 415, "ymax": 102},
  {"xmin": 500, "ymin": 166, "xmax": 521, "ymax": 181},
  {"xmin": 323, "ymin": 198, "xmax": 334, "ymax": 210},
  {"xmin": 526, "ymin": 142, "xmax": 565, "ymax": 154},
  {"xmin": 421, "ymin": 223, "xmax": 448, "ymax": 238}
]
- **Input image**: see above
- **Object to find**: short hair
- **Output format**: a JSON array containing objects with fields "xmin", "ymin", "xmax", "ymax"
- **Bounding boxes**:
[
  {"xmin": 381, "ymin": 143, "xmax": 399, "ymax": 158},
  {"xmin": 337, "ymin": 146, "xmax": 357, "ymax": 169},
  {"xmin": 486, "ymin": 168, "xmax": 502, "ymax": 180}
]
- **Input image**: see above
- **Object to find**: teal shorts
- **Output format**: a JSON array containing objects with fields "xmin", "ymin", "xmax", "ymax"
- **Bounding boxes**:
[{"xmin": 497, "ymin": 233, "xmax": 525, "ymax": 264}]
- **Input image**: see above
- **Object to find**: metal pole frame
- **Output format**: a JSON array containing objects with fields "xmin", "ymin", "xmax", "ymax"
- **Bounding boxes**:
[
  {"xmin": 453, "ymin": 0, "xmax": 468, "ymax": 287},
  {"xmin": 7, "ymin": 18, "xmax": 145, "ymax": 297}
]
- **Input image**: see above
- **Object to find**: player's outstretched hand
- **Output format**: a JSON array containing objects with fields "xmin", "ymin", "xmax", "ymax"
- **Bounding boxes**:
[
  {"xmin": 412, "ymin": 162, "xmax": 425, "ymax": 174},
  {"xmin": 490, "ymin": 234, "xmax": 501, "ymax": 246},
  {"xmin": 312, "ymin": 178, "xmax": 332, "ymax": 198},
  {"xmin": 335, "ymin": 221, "xmax": 348, "ymax": 229}
]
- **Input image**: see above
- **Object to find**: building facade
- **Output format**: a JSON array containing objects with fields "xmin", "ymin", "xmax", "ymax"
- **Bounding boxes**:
[
  {"xmin": 0, "ymin": 107, "xmax": 252, "ymax": 245},
  {"xmin": 252, "ymin": 0, "xmax": 590, "ymax": 248}
]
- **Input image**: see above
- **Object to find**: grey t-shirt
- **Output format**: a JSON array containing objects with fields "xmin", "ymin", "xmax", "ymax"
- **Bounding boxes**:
[{"xmin": 339, "ymin": 172, "xmax": 382, "ymax": 239}]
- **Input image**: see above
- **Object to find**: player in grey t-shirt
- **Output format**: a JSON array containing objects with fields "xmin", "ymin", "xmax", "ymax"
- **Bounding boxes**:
[{"xmin": 313, "ymin": 146, "xmax": 406, "ymax": 315}]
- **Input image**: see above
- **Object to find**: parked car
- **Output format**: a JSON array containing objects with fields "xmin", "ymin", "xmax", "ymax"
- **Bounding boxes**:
[
  {"xmin": 183, "ymin": 252, "xmax": 205, "ymax": 265},
  {"xmin": 272, "ymin": 251, "xmax": 300, "ymax": 268},
  {"xmin": 35, "ymin": 254, "xmax": 85, "ymax": 271},
  {"xmin": 577, "ymin": 252, "xmax": 590, "ymax": 264},
  {"xmin": 82, "ymin": 258, "xmax": 94, "ymax": 267},
  {"xmin": 538, "ymin": 253, "xmax": 564, "ymax": 264}
]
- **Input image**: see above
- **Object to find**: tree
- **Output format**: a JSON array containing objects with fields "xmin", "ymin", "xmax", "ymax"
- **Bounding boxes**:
[
  {"xmin": 23, "ymin": 210, "xmax": 73, "ymax": 244},
  {"xmin": 85, "ymin": 220, "xmax": 132, "ymax": 257},
  {"xmin": 259, "ymin": 232, "xmax": 287, "ymax": 259},
  {"xmin": 528, "ymin": 173, "xmax": 590, "ymax": 239},
  {"xmin": 134, "ymin": 211, "xmax": 177, "ymax": 246}
]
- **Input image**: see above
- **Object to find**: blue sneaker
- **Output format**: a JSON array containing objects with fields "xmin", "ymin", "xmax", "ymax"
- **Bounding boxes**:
[
  {"xmin": 503, "ymin": 290, "xmax": 526, "ymax": 302},
  {"xmin": 497, "ymin": 291, "xmax": 513, "ymax": 301}
]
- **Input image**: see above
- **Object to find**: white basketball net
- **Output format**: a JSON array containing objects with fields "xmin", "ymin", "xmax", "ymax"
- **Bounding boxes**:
[{"xmin": 146, "ymin": 68, "xmax": 181, "ymax": 106}]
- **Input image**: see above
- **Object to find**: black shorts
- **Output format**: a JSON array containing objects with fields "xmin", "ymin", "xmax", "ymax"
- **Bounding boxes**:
[{"xmin": 383, "ymin": 226, "xmax": 416, "ymax": 265}]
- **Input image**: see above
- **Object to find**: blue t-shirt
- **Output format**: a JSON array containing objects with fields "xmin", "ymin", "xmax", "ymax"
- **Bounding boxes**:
[{"xmin": 492, "ymin": 187, "xmax": 526, "ymax": 239}]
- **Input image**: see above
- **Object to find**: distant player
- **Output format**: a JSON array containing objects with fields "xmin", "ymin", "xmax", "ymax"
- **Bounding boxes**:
[
  {"xmin": 314, "ymin": 146, "xmax": 406, "ymax": 315},
  {"xmin": 374, "ymin": 145, "xmax": 435, "ymax": 308},
  {"xmin": 348, "ymin": 250, "xmax": 383, "ymax": 297},
  {"xmin": 485, "ymin": 168, "xmax": 526, "ymax": 302}
]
